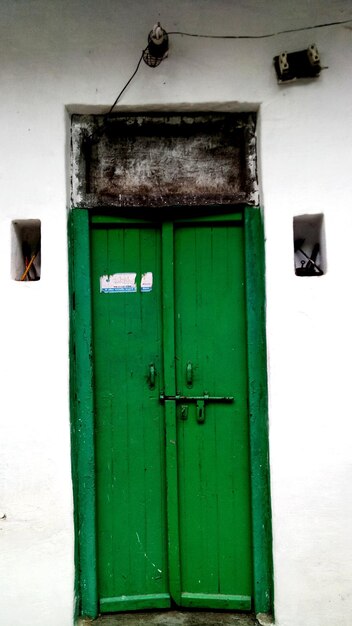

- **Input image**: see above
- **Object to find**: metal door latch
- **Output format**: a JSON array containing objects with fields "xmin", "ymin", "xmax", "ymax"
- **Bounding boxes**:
[{"xmin": 159, "ymin": 392, "xmax": 234, "ymax": 424}]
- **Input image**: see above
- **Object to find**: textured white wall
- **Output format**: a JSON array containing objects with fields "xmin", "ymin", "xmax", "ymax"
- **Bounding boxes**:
[{"xmin": 0, "ymin": 2, "xmax": 352, "ymax": 625}]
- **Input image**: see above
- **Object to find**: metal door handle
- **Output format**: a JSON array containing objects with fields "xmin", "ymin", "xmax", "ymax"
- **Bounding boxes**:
[
  {"xmin": 186, "ymin": 361, "xmax": 193, "ymax": 387},
  {"xmin": 148, "ymin": 363, "xmax": 156, "ymax": 389}
]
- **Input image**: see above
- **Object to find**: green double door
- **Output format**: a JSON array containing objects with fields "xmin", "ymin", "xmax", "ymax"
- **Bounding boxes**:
[{"xmin": 91, "ymin": 214, "xmax": 252, "ymax": 613}]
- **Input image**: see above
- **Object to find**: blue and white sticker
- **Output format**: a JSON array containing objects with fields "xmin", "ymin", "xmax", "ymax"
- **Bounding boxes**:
[
  {"xmin": 100, "ymin": 272, "xmax": 137, "ymax": 293},
  {"xmin": 141, "ymin": 272, "xmax": 153, "ymax": 292}
]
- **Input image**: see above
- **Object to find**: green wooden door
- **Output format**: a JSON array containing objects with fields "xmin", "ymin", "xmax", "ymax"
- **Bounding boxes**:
[{"xmin": 90, "ymin": 215, "xmax": 252, "ymax": 614}]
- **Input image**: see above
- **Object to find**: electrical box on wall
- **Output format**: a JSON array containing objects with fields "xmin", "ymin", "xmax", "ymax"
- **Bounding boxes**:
[
  {"xmin": 274, "ymin": 44, "xmax": 321, "ymax": 83},
  {"xmin": 293, "ymin": 214, "xmax": 326, "ymax": 277}
]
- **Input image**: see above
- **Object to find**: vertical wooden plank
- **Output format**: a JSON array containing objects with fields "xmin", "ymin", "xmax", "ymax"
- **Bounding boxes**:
[
  {"xmin": 68, "ymin": 210, "xmax": 79, "ymax": 623},
  {"xmin": 174, "ymin": 226, "xmax": 220, "ymax": 595},
  {"xmin": 91, "ymin": 223, "xmax": 169, "ymax": 611},
  {"xmin": 161, "ymin": 221, "xmax": 181, "ymax": 604},
  {"xmin": 245, "ymin": 206, "xmax": 273, "ymax": 615},
  {"xmin": 69, "ymin": 208, "xmax": 98, "ymax": 618},
  {"xmin": 174, "ymin": 222, "xmax": 252, "ymax": 608}
]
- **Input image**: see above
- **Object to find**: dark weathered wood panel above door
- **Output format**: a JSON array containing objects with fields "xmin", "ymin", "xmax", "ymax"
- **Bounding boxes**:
[{"xmin": 71, "ymin": 114, "xmax": 258, "ymax": 208}]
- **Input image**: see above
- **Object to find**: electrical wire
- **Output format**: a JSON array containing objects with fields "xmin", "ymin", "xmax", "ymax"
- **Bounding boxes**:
[
  {"xmin": 108, "ymin": 17, "xmax": 352, "ymax": 112},
  {"xmin": 108, "ymin": 46, "xmax": 148, "ymax": 114},
  {"xmin": 168, "ymin": 17, "xmax": 352, "ymax": 39}
]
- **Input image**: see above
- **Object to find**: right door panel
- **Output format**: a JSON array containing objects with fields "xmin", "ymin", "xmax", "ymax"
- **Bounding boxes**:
[{"xmin": 174, "ymin": 222, "xmax": 252, "ymax": 609}]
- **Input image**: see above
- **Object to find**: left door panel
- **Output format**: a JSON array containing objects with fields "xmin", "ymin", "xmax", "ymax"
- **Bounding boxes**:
[{"xmin": 91, "ymin": 223, "xmax": 170, "ymax": 613}]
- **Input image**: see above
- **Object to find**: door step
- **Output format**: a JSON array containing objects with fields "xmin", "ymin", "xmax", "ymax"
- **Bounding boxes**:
[{"xmin": 78, "ymin": 611, "xmax": 258, "ymax": 626}]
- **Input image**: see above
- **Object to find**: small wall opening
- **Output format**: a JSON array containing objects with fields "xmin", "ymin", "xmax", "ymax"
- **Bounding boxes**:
[
  {"xmin": 293, "ymin": 214, "xmax": 326, "ymax": 276},
  {"xmin": 11, "ymin": 220, "xmax": 41, "ymax": 281}
]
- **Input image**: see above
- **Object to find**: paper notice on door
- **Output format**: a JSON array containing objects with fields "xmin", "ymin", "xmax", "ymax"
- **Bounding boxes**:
[
  {"xmin": 141, "ymin": 272, "xmax": 153, "ymax": 292},
  {"xmin": 100, "ymin": 273, "xmax": 137, "ymax": 293}
]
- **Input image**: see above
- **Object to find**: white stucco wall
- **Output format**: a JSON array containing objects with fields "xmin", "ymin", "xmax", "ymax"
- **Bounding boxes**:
[{"xmin": 1, "ymin": 2, "xmax": 352, "ymax": 625}]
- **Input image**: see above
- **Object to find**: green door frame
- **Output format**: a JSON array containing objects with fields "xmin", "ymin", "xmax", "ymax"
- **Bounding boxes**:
[{"xmin": 68, "ymin": 206, "xmax": 273, "ymax": 619}]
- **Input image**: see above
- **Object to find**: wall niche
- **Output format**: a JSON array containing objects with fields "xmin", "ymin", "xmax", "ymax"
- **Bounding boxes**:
[
  {"xmin": 293, "ymin": 214, "xmax": 326, "ymax": 277},
  {"xmin": 11, "ymin": 220, "xmax": 41, "ymax": 281}
]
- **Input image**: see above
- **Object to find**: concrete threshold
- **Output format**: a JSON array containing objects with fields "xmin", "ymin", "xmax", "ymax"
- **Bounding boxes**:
[{"xmin": 78, "ymin": 610, "xmax": 261, "ymax": 626}]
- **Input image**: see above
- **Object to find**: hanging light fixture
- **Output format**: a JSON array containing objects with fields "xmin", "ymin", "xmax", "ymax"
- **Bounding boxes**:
[{"xmin": 143, "ymin": 22, "xmax": 169, "ymax": 67}]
